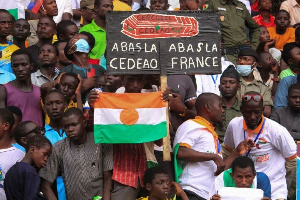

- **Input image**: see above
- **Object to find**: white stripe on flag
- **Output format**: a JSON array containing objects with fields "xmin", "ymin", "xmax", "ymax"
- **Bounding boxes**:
[{"xmin": 94, "ymin": 107, "xmax": 167, "ymax": 125}]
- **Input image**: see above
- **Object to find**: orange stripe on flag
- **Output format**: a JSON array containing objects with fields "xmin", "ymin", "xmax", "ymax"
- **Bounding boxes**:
[{"xmin": 94, "ymin": 92, "xmax": 167, "ymax": 109}]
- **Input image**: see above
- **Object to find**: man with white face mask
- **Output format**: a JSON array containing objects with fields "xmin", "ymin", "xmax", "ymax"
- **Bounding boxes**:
[{"xmin": 236, "ymin": 47, "xmax": 273, "ymax": 117}]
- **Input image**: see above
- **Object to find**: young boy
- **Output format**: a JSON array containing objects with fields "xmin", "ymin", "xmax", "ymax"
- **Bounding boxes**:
[
  {"xmin": 137, "ymin": 166, "xmax": 188, "ymax": 200},
  {"xmin": 4, "ymin": 134, "xmax": 52, "ymax": 200},
  {"xmin": 253, "ymin": 0, "xmax": 275, "ymax": 27},
  {"xmin": 6, "ymin": 106, "xmax": 23, "ymax": 150},
  {"xmin": 0, "ymin": 108, "xmax": 24, "ymax": 199},
  {"xmin": 267, "ymin": 10, "xmax": 295, "ymax": 51},
  {"xmin": 12, "ymin": 19, "xmax": 31, "ymax": 49},
  {"xmin": 280, "ymin": 42, "xmax": 300, "ymax": 79},
  {"xmin": 41, "ymin": 72, "xmax": 82, "ymax": 124},
  {"xmin": 43, "ymin": 90, "xmax": 68, "ymax": 200}
]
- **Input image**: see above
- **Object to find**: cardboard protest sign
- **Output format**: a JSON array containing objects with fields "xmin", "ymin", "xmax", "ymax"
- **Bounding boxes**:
[{"xmin": 106, "ymin": 11, "xmax": 221, "ymax": 75}]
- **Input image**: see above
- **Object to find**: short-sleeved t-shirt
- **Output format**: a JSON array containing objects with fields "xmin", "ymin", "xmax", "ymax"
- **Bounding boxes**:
[
  {"xmin": 0, "ymin": 42, "xmax": 19, "ymax": 73},
  {"xmin": 167, "ymin": 75, "xmax": 197, "ymax": 137},
  {"xmin": 39, "ymin": 132, "xmax": 113, "ymax": 199},
  {"xmin": 279, "ymin": 67, "xmax": 296, "ymax": 80},
  {"xmin": 80, "ymin": 20, "xmax": 106, "ymax": 60},
  {"xmin": 223, "ymin": 116, "xmax": 297, "ymax": 199},
  {"xmin": 173, "ymin": 120, "xmax": 219, "ymax": 199},
  {"xmin": 4, "ymin": 162, "xmax": 41, "ymax": 200},
  {"xmin": 0, "ymin": 147, "xmax": 25, "ymax": 199}
]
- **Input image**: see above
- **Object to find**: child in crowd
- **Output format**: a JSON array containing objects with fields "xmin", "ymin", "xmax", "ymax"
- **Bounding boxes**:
[
  {"xmin": 267, "ymin": 10, "xmax": 295, "ymax": 51},
  {"xmin": 6, "ymin": 106, "xmax": 23, "ymax": 150},
  {"xmin": 0, "ymin": 108, "xmax": 24, "ymax": 199},
  {"xmin": 280, "ymin": 42, "xmax": 300, "ymax": 79},
  {"xmin": 257, "ymin": 26, "xmax": 281, "ymax": 65},
  {"xmin": 253, "ymin": 0, "xmax": 275, "ymax": 27},
  {"xmin": 12, "ymin": 19, "xmax": 31, "ymax": 49},
  {"xmin": 4, "ymin": 134, "xmax": 52, "ymax": 200},
  {"xmin": 137, "ymin": 166, "xmax": 188, "ymax": 200},
  {"xmin": 41, "ymin": 72, "xmax": 82, "ymax": 124},
  {"xmin": 256, "ymin": 51, "xmax": 279, "ymax": 96}
]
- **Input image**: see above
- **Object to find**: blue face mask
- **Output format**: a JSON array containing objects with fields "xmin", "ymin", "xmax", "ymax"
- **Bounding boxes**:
[
  {"xmin": 236, "ymin": 65, "xmax": 253, "ymax": 76},
  {"xmin": 75, "ymin": 39, "xmax": 90, "ymax": 53}
]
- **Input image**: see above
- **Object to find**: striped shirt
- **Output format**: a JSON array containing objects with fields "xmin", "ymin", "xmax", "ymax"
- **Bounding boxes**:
[
  {"xmin": 112, "ymin": 144, "xmax": 147, "ymax": 188},
  {"xmin": 39, "ymin": 132, "xmax": 113, "ymax": 199}
]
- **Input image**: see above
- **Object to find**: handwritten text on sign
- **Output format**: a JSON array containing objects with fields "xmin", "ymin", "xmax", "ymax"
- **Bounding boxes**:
[{"xmin": 106, "ymin": 11, "xmax": 221, "ymax": 75}]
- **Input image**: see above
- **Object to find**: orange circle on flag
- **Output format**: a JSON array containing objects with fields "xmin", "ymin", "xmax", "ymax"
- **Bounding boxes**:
[{"xmin": 120, "ymin": 108, "xmax": 139, "ymax": 125}]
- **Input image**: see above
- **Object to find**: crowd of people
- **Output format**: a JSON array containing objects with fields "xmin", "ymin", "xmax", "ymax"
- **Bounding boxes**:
[{"xmin": 0, "ymin": 0, "xmax": 300, "ymax": 199}]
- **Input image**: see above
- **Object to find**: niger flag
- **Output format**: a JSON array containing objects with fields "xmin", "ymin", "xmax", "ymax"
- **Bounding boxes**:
[{"xmin": 94, "ymin": 92, "xmax": 168, "ymax": 144}]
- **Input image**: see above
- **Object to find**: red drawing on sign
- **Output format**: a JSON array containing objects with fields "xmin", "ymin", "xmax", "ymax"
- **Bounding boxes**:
[{"xmin": 121, "ymin": 13, "xmax": 199, "ymax": 39}]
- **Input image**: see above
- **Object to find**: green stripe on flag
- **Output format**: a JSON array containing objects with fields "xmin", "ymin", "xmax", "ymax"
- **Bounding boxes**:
[
  {"xmin": 94, "ymin": 122, "xmax": 167, "ymax": 144},
  {"xmin": 8, "ymin": 9, "xmax": 18, "ymax": 20}
]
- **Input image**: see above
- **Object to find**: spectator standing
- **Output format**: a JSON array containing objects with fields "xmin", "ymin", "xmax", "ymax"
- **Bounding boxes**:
[
  {"xmin": 0, "ymin": 10, "xmax": 19, "ymax": 73},
  {"xmin": 0, "ymin": 108, "xmax": 24, "ymax": 200},
  {"xmin": 0, "ymin": 49, "xmax": 43, "ymax": 126},
  {"xmin": 80, "ymin": 0, "xmax": 113, "ymax": 65},
  {"xmin": 31, "ymin": 44, "xmax": 59, "ymax": 87},
  {"xmin": 12, "ymin": 19, "xmax": 31, "ymax": 49},
  {"xmin": 216, "ymin": 65, "xmax": 242, "ymax": 143},
  {"xmin": 56, "ymin": 20, "xmax": 78, "ymax": 42},
  {"xmin": 204, "ymin": 0, "xmax": 260, "ymax": 64}
]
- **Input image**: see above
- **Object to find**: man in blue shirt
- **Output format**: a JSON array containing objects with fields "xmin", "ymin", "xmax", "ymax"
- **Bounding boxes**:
[
  {"xmin": 274, "ymin": 75, "xmax": 299, "ymax": 109},
  {"xmin": 43, "ymin": 90, "xmax": 68, "ymax": 200}
]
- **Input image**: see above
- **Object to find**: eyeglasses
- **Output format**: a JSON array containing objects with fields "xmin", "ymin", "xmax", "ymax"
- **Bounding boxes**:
[
  {"xmin": 23, "ymin": 126, "xmax": 46, "ymax": 137},
  {"xmin": 242, "ymin": 94, "xmax": 263, "ymax": 102}
]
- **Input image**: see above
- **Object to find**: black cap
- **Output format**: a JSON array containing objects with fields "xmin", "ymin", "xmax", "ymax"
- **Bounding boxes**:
[
  {"xmin": 221, "ymin": 65, "xmax": 240, "ymax": 81},
  {"xmin": 238, "ymin": 46, "xmax": 258, "ymax": 60}
]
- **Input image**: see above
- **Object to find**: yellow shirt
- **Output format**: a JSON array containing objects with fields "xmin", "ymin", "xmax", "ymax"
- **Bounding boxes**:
[{"xmin": 113, "ymin": 0, "xmax": 132, "ymax": 11}]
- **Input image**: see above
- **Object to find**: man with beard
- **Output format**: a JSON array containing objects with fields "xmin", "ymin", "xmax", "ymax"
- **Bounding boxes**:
[
  {"xmin": 80, "ymin": 0, "xmax": 113, "ymax": 64},
  {"xmin": 31, "ymin": 44, "xmax": 59, "ymax": 87}
]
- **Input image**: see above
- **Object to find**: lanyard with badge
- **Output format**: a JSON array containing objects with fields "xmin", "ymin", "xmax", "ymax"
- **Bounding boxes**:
[{"xmin": 243, "ymin": 119, "xmax": 266, "ymax": 156}]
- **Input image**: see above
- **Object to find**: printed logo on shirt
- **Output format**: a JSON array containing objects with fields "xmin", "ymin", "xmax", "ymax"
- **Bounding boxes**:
[
  {"xmin": 257, "ymin": 138, "xmax": 267, "ymax": 144},
  {"xmin": 250, "ymin": 153, "xmax": 270, "ymax": 163}
]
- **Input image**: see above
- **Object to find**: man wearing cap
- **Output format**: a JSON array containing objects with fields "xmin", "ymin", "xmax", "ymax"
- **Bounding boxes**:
[
  {"xmin": 80, "ymin": 0, "xmax": 97, "ymax": 27},
  {"xmin": 203, "ymin": 0, "xmax": 260, "ymax": 64},
  {"xmin": 79, "ymin": 0, "xmax": 113, "ymax": 65},
  {"xmin": 223, "ymin": 91, "xmax": 297, "ymax": 200},
  {"xmin": 235, "ymin": 47, "xmax": 273, "ymax": 117},
  {"xmin": 216, "ymin": 65, "xmax": 241, "ymax": 143}
]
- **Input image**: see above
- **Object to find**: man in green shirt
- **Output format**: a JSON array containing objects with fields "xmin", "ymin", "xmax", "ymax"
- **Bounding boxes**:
[
  {"xmin": 216, "ymin": 65, "xmax": 242, "ymax": 143},
  {"xmin": 80, "ymin": 0, "xmax": 113, "ymax": 64},
  {"xmin": 204, "ymin": 0, "xmax": 260, "ymax": 64},
  {"xmin": 280, "ymin": 42, "xmax": 300, "ymax": 79}
]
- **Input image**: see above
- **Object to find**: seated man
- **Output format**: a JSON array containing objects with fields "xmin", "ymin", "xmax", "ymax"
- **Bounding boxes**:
[
  {"xmin": 210, "ymin": 156, "xmax": 271, "ymax": 199},
  {"xmin": 271, "ymin": 83, "xmax": 300, "ymax": 141}
]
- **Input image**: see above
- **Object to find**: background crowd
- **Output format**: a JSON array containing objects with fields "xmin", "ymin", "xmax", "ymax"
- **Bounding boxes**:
[{"xmin": 0, "ymin": 0, "xmax": 300, "ymax": 199}]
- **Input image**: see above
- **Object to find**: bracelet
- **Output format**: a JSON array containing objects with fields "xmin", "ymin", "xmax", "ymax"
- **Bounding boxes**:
[{"xmin": 179, "ymin": 107, "xmax": 187, "ymax": 117}]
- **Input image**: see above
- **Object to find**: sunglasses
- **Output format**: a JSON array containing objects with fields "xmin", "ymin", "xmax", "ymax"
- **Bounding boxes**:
[
  {"xmin": 242, "ymin": 94, "xmax": 263, "ymax": 102},
  {"xmin": 23, "ymin": 126, "xmax": 45, "ymax": 137}
]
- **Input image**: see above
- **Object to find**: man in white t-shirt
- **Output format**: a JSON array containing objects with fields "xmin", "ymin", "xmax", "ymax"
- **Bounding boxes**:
[
  {"xmin": 223, "ymin": 91, "xmax": 297, "ymax": 200},
  {"xmin": 173, "ymin": 93, "xmax": 255, "ymax": 200},
  {"xmin": 0, "ymin": 108, "xmax": 25, "ymax": 199},
  {"xmin": 53, "ymin": 0, "xmax": 73, "ymax": 23}
]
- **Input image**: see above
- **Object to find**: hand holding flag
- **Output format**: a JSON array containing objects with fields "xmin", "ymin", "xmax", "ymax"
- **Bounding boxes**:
[{"xmin": 27, "ymin": 0, "xmax": 44, "ymax": 14}]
